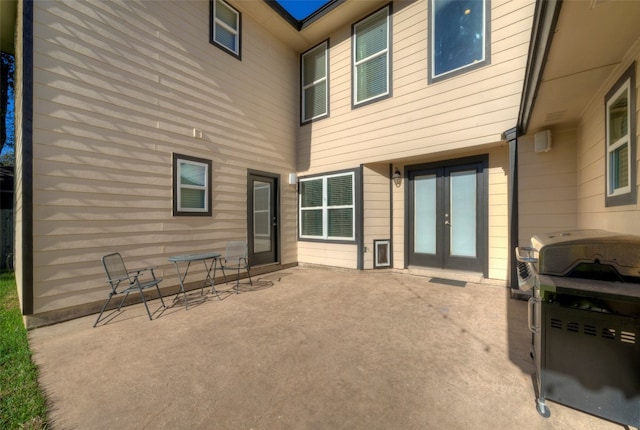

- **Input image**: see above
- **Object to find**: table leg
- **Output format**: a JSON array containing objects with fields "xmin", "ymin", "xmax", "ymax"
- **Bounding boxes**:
[
  {"xmin": 202, "ymin": 257, "xmax": 220, "ymax": 298},
  {"xmin": 172, "ymin": 260, "xmax": 193, "ymax": 310}
]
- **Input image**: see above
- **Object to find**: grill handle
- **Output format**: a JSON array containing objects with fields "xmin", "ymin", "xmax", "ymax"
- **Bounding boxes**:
[
  {"xmin": 515, "ymin": 247, "xmax": 538, "ymax": 263},
  {"xmin": 528, "ymin": 296, "xmax": 541, "ymax": 334}
]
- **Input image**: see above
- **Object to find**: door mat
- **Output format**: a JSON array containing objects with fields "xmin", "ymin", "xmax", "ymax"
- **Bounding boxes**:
[{"xmin": 429, "ymin": 277, "xmax": 466, "ymax": 287}]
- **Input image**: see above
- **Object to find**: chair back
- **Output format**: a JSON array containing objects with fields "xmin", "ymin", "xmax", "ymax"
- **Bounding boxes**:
[
  {"xmin": 102, "ymin": 252, "xmax": 130, "ymax": 284},
  {"xmin": 225, "ymin": 241, "xmax": 248, "ymax": 264}
]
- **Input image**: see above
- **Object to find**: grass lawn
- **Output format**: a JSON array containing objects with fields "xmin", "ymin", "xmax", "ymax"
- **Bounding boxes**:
[{"xmin": 0, "ymin": 272, "xmax": 48, "ymax": 429}]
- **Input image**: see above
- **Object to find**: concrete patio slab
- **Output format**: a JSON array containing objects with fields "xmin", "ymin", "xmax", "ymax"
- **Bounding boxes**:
[{"xmin": 28, "ymin": 266, "xmax": 626, "ymax": 429}]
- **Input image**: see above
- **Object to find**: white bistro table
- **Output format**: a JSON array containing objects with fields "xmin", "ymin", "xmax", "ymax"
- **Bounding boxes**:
[{"xmin": 168, "ymin": 252, "xmax": 221, "ymax": 309}]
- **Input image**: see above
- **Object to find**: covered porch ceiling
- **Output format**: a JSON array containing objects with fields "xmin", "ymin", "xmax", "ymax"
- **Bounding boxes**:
[{"xmin": 523, "ymin": 0, "xmax": 640, "ymax": 134}]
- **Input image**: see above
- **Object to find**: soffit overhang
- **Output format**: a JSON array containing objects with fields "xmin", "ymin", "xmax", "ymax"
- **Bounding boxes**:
[{"xmin": 522, "ymin": 0, "xmax": 640, "ymax": 135}]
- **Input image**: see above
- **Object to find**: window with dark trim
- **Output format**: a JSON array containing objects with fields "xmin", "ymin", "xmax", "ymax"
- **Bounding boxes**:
[
  {"xmin": 299, "ymin": 171, "xmax": 355, "ymax": 241},
  {"xmin": 210, "ymin": 0, "xmax": 241, "ymax": 59},
  {"xmin": 605, "ymin": 62, "xmax": 637, "ymax": 207},
  {"xmin": 429, "ymin": 0, "xmax": 490, "ymax": 83},
  {"xmin": 352, "ymin": 4, "xmax": 391, "ymax": 107},
  {"xmin": 173, "ymin": 154, "xmax": 212, "ymax": 216},
  {"xmin": 301, "ymin": 40, "xmax": 329, "ymax": 124}
]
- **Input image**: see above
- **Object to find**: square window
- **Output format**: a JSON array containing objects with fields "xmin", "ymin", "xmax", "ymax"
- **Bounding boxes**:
[
  {"xmin": 429, "ymin": 0, "xmax": 490, "ymax": 83},
  {"xmin": 173, "ymin": 154, "xmax": 212, "ymax": 216},
  {"xmin": 605, "ymin": 62, "xmax": 637, "ymax": 207},
  {"xmin": 210, "ymin": 0, "xmax": 241, "ymax": 59},
  {"xmin": 353, "ymin": 5, "xmax": 391, "ymax": 106},
  {"xmin": 299, "ymin": 171, "xmax": 356, "ymax": 241},
  {"xmin": 301, "ymin": 40, "xmax": 329, "ymax": 123}
]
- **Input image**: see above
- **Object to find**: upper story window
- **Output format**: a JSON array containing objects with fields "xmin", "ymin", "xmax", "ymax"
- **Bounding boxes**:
[
  {"xmin": 173, "ymin": 154, "xmax": 212, "ymax": 216},
  {"xmin": 429, "ymin": 0, "xmax": 490, "ymax": 83},
  {"xmin": 301, "ymin": 40, "xmax": 329, "ymax": 124},
  {"xmin": 210, "ymin": 0, "xmax": 241, "ymax": 59},
  {"xmin": 299, "ymin": 171, "xmax": 356, "ymax": 241},
  {"xmin": 605, "ymin": 62, "xmax": 637, "ymax": 207},
  {"xmin": 352, "ymin": 5, "xmax": 391, "ymax": 107}
]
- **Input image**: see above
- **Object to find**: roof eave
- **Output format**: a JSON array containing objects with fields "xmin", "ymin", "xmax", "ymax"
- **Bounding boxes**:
[{"xmin": 517, "ymin": 0, "xmax": 563, "ymax": 136}]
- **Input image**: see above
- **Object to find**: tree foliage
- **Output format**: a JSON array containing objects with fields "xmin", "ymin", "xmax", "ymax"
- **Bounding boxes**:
[{"xmin": 1, "ymin": 51, "xmax": 15, "ymax": 158}]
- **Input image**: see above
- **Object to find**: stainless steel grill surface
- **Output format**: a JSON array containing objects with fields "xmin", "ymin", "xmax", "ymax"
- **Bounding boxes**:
[{"xmin": 516, "ymin": 230, "xmax": 640, "ymax": 427}]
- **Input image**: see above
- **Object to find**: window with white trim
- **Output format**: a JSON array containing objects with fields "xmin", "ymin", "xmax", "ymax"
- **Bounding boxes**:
[
  {"xmin": 173, "ymin": 154, "xmax": 212, "ymax": 216},
  {"xmin": 429, "ymin": 0, "xmax": 490, "ymax": 83},
  {"xmin": 299, "ymin": 172, "xmax": 355, "ymax": 241},
  {"xmin": 301, "ymin": 40, "xmax": 329, "ymax": 123},
  {"xmin": 211, "ymin": 0, "xmax": 241, "ymax": 59},
  {"xmin": 353, "ymin": 5, "xmax": 391, "ymax": 106},
  {"xmin": 605, "ymin": 62, "xmax": 637, "ymax": 207}
]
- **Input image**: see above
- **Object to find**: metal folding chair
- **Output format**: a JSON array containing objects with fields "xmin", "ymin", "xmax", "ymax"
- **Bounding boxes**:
[
  {"xmin": 220, "ymin": 241, "xmax": 252, "ymax": 293},
  {"xmin": 94, "ymin": 253, "xmax": 166, "ymax": 327}
]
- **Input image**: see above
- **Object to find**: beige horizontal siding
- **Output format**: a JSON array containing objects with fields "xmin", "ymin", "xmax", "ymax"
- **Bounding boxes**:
[
  {"xmin": 297, "ymin": 242, "xmax": 358, "ymax": 269},
  {"xmin": 298, "ymin": 0, "xmax": 535, "ymax": 175},
  {"xmin": 363, "ymin": 164, "xmax": 392, "ymax": 269},
  {"xmin": 29, "ymin": 0, "xmax": 299, "ymax": 314},
  {"xmin": 487, "ymin": 147, "xmax": 509, "ymax": 281},
  {"xmin": 518, "ymin": 130, "xmax": 578, "ymax": 246},
  {"xmin": 575, "ymin": 41, "xmax": 640, "ymax": 234}
]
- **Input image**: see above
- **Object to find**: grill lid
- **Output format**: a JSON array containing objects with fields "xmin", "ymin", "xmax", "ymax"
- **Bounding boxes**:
[{"xmin": 530, "ymin": 230, "xmax": 640, "ymax": 280}]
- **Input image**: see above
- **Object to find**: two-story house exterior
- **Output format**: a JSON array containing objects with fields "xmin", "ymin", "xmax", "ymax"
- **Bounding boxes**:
[{"xmin": 8, "ymin": 0, "xmax": 640, "ymax": 327}]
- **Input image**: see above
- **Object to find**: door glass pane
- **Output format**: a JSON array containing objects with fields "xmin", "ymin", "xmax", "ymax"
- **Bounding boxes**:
[
  {"xmin": 450, "ymin": 170, "xmax": 476, "ymax": 257},
  {"xmin": 414, "ymin": 174, "xmax": 437, "ymax": 254},
  {"xmin": 253, "ymin": 181, "xmax": 271, "ymax": 253}
]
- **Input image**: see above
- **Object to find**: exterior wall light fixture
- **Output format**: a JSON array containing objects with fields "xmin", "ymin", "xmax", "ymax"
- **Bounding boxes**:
[{"xmin": 392, "ymin": 167, "xmax": 402, "ymax": 188}]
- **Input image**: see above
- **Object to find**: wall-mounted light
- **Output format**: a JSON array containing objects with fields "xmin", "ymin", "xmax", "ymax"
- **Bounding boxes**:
[
  {"xmin": 534, "ymin": 130, "xmax": 552, "ymax": 153},
  {"xmin": 392, "ymin": 167, "xmax": 402, "ymax": 188}
]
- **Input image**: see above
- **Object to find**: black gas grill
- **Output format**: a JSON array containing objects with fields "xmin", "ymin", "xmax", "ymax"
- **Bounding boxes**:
[{"xmin": 516, "ymin": 230, "xmax": 640, "ymax": 427}]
